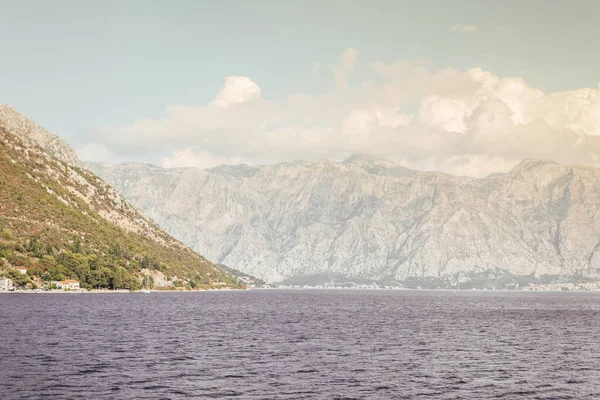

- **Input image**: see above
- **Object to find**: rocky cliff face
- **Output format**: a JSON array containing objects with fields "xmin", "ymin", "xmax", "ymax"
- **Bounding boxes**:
[
  {"xmin": 0, "ymin": 105, "xmax": 82, "ymax": 167},
  {"xmin": 88, "ymin": 156, "xmax": 600, "ymax": 284}
]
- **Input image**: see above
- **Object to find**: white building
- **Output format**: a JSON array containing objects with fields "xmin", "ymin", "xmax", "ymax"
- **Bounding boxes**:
[
  {"xmin": 14, "ymin": 267, "xmax": 27, "ymax": 275},
  {"xmin": 0, "ymin": 278, "xmax": 14, "ymax": 291},
  {"xmin": 55, "ymin": 280, "xmax": 80, "ymax": 290}
]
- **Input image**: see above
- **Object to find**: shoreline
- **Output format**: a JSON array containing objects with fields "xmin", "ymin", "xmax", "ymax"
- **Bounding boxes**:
[
  {"xmin": 0, "ymin": 287, "xmax": 247, "ymax": 294},
  {"xmin": 4, "ymin": 287, "xmax": 600, "ymax": 294}
]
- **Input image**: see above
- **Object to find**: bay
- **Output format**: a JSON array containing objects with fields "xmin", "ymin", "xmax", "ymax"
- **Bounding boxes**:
[{"xmin": 1, "ymin": 290, "xmax": 600, "ymax": 399}]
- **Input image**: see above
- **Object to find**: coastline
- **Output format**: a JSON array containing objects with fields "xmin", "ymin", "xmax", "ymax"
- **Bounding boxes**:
[
  {"xmin": 0, "ymin": 287, "xmax": 247, "ymax": 294},
  {"xmin": 4, "ymin": 287, "xmax": 600, "ymax": 294}
]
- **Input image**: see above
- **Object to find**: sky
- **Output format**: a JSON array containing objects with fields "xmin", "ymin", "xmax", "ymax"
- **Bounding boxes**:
[{"xmin": 2, "ymin": 0, "xmax": 600, "ymax": 176}]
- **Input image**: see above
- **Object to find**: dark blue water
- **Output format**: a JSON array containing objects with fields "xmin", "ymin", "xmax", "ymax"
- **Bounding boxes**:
[{"xmin": 1, "ymin": 290, "xmax": 600, "ymax": 399}]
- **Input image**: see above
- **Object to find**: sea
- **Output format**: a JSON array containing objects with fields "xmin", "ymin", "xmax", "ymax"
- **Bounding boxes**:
[{"xmin": 1, "ymin": 289, "xmax": 600, "ymax": 399}]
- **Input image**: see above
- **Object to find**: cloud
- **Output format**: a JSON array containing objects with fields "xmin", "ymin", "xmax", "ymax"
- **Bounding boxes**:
[
  {"xmin": 209, "ymin": 76, "xmax": 262, "ymax": 108},
  {"xmin": 449, "ymin": 24, "xmax": 477, "ymax": 32},
  {"xmin": 82, "ymin": 50, "xmax": 600, "ymax": 178},
  {"xmin": 76, "ymin": 143, "xmax": 115, "ymax": 163},
  {"xmin": 329, "ymin": 48, "xmax": 359, "ymax": 89},
  {"xmin": 340, "ymin": 107, "xmax": 412, "ymax": 146},
  {"xmin": 161, "ymin": 149, "xmax": 251, "ymax": 169}
]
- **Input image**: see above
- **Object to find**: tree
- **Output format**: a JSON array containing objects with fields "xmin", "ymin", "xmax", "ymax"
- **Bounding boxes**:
[
  {"xmin": 123, "ymin": 271, "xmax": 141, "ymax": 290},
  {"xmin": 108, "ymin": 242, "xmax": 122, "ymax": 258},
  {"xmin": 7, "ymin": 269, "xmax": 31, "ymax": 288},
  {"xmin": 142, "ymin": 275, "xmax": 154, "ymax": 289},
  {"xmin": 101, "ymin": 267, "xmax": 113, "ymax": 288},
  {"xmin": 141, "ymin": 255, "xmax": 151, "ymax": 269},
  {"xmin": 112, "ymin": 266, "xmax": 124, "ymax": 289},
  {"xmin": 42, "ymin": 265, "xmax": 66, "ymax": 282},
  {"xmin": 44, "ymin": 243, "xmax": 54, "ymax": 256},
  {"xmin": 0, "ymin": 228, "xmax": 13, "ymax": 240},
  {"xmin": 28, "ymin": 237, "xmax": 42, "ymax": 257},
  {"xmin": 59, "ymin": 252, "xmax": 90, "ymax": 285},
  {"xmin": 72, "ymin": 236, "xmax": 82, "ymax": 254}
]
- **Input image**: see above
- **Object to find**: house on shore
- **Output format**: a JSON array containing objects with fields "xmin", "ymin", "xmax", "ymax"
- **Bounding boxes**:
[
  {"xmin": 0, "ymin": 278, "xmax": 13, "ymax": 291},
  {"xmin": 54, "ymin": 280, "xmax": 80, "ymax": 290},
  {"xmin": 14, "ymin": 266, "xmax": 27, "ymax": 275}
]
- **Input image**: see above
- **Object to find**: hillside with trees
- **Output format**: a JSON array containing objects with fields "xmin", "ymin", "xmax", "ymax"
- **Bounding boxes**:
[{"xmin": 0, "ymin": 107, "xmax": 242, "ymax": 290}]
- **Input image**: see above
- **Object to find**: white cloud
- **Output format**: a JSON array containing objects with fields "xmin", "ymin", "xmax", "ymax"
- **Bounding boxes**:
[
  {"xmin": 76, "ymin": 143, "xmax": 115, "ymax": 163},
  {"xmin": 86, "ymin": 50, "xmax": 600, "ymax": 178},
  {"xmin": 209, "ymin": 76, "xmax": 262, "ymax": 108},
  {"xmin": 340, "ymin": 106, "xmax": 413, "ymax": 146},
  {"xmin": 161, "ymin": 149, "xmax": 250, "ymax": 169},
  {"xmin": 449, "ymin": 24, "xmax": 477, "ymax": 32},
  {"xmin": 419, "ymin": 95, "xmax": 472, "ymax": 133},
  {"xmin": 330, "ymin": 48, "xmax": 359, "ymax": 89}
]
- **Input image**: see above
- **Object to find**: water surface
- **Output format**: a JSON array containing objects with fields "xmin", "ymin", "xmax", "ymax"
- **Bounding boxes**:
[{"xmin": 1, "ymin": 290, "xmax": 600, "ymax": 399}]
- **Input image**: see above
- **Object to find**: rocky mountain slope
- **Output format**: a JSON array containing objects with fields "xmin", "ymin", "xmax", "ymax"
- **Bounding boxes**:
[
  {"xmin": 0, "ymin": 106, "xmax": 240, "ymax": 290},
  {"xmin": 0, "ymin": 105, "xmax": 82, "ymax": 167},
  {"xmin": 88, "ymin": 155, "xmax": 600, "ymax": 285}
]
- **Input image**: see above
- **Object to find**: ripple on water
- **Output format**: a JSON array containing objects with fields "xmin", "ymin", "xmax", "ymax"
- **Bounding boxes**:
[{"xmin": 1, "ymin": 290, "xmax": 600, "ymax": 399}]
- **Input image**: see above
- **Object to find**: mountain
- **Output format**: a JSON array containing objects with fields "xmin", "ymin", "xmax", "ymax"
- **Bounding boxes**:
[
  {"xmin": 0, "ymin": 106, "xmax": 240, "ymax": 290},
  {"xmin": 87, "ymin": 154, "xmax": 600, "ymax": 286},
  {"xmin": 0, "ymin": 105, "xmax": 82, "ymax": 167}
]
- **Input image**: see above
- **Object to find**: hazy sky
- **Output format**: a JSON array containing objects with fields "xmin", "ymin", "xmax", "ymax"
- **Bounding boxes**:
[{"xmin": 2, "ymin": 0, "xmax": 600, "ymax": 176}]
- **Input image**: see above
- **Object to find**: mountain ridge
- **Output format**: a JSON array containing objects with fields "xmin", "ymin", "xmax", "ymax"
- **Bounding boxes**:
[
  {"xmin": 87, "ymin": 154, "xmax": 600, "ymax": 284},
  {"xmin": 92, "ymin": 156, "xmax": 578, "ymax": 180}
]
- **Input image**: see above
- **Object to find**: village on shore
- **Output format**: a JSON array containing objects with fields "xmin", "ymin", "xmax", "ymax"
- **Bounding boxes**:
[
  {"xmin": 0, "ymin": 265, "xmax": 82, "ymax": 292},
  {"xmin": 0, "ymin": 264, "xmax": 249, "ymax": 293},
  {"xmin": 4, "ymin": 263, "xmax": 600, "ymax": 293}
]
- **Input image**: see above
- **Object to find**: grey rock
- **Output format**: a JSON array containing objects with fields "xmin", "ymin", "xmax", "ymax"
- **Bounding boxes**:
[{"xmin": 87, "ymin": 156, "xmax": 600, "ymax": 283}]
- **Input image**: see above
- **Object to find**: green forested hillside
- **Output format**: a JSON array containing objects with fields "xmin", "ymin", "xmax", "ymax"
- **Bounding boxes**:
[{"xmin": 0, "ymin": 125, "xmax": 241, "ymax": 290}]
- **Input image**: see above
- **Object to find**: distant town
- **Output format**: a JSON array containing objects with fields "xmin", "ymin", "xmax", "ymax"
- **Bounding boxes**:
[{"xmin": 277, "ymin": 282, "xmax": 600, "ymax": 292}]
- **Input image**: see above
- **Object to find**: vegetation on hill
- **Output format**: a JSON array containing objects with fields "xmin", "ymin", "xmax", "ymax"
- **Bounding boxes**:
[
  {"xmin": 217, "ymin": 263, "xmax": 272, "ymax": 287},
  {"xmin": 0, "ymin": 125, "xmax": 242, "ymax": 290}
]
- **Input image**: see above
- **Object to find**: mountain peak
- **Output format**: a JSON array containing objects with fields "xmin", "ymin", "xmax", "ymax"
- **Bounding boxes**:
[
  {"xmin": 343, "ymin": 153, "xmax": 389, "ymax": 165},
  {"xmin": 342, "ymin": 153, "xmax": 414, "ymax": 177},
  {"xmin": 0, "ymin": 104, "xmax": 81, "ymax": 167},
  {"xmin": 509, "ymin": 158, "xmax": 561, "ymax": 172}
]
